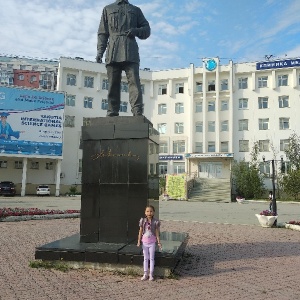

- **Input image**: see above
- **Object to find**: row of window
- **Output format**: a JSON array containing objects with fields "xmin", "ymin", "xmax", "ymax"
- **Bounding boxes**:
[
  {"xmin": 66, "ymin": 74, "xmax": 145, "ymax": 93},
  {"xmin": 239, "ymin": 96, "xmax": 290, "ymax": 109},
  {"xmin": 239, "ymin": 118, "xmax": 290, "ymax": 131},
  {"xmin": 238, "ymin": 74, "xmax": 298, "ymax": 89},
  {"xmin": 0, "ymin": 160, "xmax": 54, "ymax": 170},
  {"xmin": 159, "ymin": 141, "xmax": 229, "ymax": 154},
  {"xmin": 239, "ymin": 139, "xmax": 289, "ymax": 152},
  {"xmin": 66, "ymin": 95, "xmax": 129, "ymax": 112}
]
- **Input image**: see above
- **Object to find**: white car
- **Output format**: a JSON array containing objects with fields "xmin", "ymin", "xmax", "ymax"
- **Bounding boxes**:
[{"xmin": 36, "ymin": 185, "xmax": 50, "ymax": 196}]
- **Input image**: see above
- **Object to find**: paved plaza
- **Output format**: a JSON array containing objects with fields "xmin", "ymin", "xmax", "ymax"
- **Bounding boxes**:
[{"xmin": 1, "ymin": 196, "xmax": 300, "ymax": 299}]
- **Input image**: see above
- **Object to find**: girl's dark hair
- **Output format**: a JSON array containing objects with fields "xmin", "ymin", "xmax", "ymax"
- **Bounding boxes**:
[{"xmin": 145, "ymin": 205, "xmax": 155, "ymax": 212}]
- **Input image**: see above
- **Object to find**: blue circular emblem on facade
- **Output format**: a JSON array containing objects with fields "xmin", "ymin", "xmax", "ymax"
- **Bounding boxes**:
[{"xmin": 205, "ymin": 59, "xmax": 217, "ymax": 71}]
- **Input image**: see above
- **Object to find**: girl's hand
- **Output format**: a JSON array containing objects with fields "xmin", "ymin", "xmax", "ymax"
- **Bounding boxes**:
[
  {"xmin": 158, "ymin": 242, "xmax": 162, "ymax": 251},
  {"xmin": 137, "ymin": 241, "xmax": 140, "ymax": 247}
]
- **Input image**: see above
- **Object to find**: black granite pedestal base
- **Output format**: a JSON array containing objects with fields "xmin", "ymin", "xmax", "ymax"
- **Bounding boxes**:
[{"xmin": 35, "ymin": 231, "xmax": 188, "ymax": 275}]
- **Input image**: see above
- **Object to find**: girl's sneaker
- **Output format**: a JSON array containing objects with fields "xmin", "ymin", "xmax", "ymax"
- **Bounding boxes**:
[
  {"xmin": 141, "ymin": 274, "xmax": 148, "ymax": 281},
  {"xmin": 149, "ymin": 275, "xmax": 154, "ymax": 281}
]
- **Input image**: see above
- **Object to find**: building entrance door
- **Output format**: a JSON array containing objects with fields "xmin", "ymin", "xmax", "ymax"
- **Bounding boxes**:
[{"xmin": 199, "ymin": 162, "xmax": 222, "ymax": 178}]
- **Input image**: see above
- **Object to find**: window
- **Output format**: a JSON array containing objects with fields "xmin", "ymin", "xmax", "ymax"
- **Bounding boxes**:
[
  {"xmin": 159, "ymin": 142, "xmax": 168, "ymax": 153},
  {"xmin": 195, "ymin": 102, "xmax": 202, "ymax": 112},
  {"xmin": 239, "ymin": 98, "xmax": 248, "ymax": 109},
  {"xmin": 46, "ymin": 162, "xmax": 54, "ymax": 170},
  {"xmin": 220, "ymin": 141, "xmax": 229, "ymax": 152},
  {"xmin": 158, "ymin": 104, "xmax": 167, "ymax": 115},
  {"xmin": 173, "ymin": 140, "xmax": 185, "ymax": 153},
  {"xmin": 239, "ymin": 140, "xmax": 249, "ymax": 152},
  {"xmin": 101, "ymin": 99, "xmax": 108, "ymax": 110},
  {"xmin": 173, "ymin": 162, "xmax": 185, "ymax": 174},
  {"xmin": 279, "ymin": 118, "xmax": 289, "ymax": 130},
  {"xmin": 221, "ymin": 120, "xmax": 228, "ymax": 131},
  {"xmin": 195, "ymin": 122, "xmax": 203, "ymax": 133},
  {"xmin": 83, "ymin": 97, "xmax": 93, "ymax": 109},
  {"xmin": 157, "ymin": 123, "xmax": 167, "ymax": 134},
  {"xmin": 175, "ymin": 103, "xmax": 184, "ymax": 114},
  {"xmin": 159, "ymin": 162, "xmax": 168, "ymax": 175},
  {"xmin": 195, "ymin": 142, "xmax": 203, "ymax": 153},
  {"xmin": 30, "ymin": 161, "xmax": 39, "ymax": 169},
  {"xmin": 18, "ymin": 74, "xmax": 24, "ymax": 80},
  {"xmin": 258, "ymin": 97, "xmax": 268, "ymax": 109},
  {"xmin": 260, "ymin": 161, "xmax": 271, "ymax": 176},
  {"xmin": 120, "ymin": 101, "xmax": 128, "ymax": 112},
  {"xmin": 66, "ymin": 94, "xmax": 76, "ymax": 107},
  {"xmin": 141, "ymin": 84, "xmax": 145, "ymax": 94},
  {"xmin": 149, "ymin": 143, "xmax": 155, "ymax": 155},
  {"xmin": 258, "ymin": 76, "xmax": 268, "ymax": 88},
  {"xmin": 102, "ymin": 79, "xmax": 109, "ymax": 90},
  {"xmin": 64, "ymin": 115, "xmax": 75, "ymax": 127},
  {"xmin": 279, "ymin": 96, "xmax": 289, "ymax": 108},
  {"xmin": 30, "ymin": 75, "xmax": 37, "ymax": 82},
  {"xmin": 158, "ymin": 84, "xmax": 167, "ymax": 95},
  {"xmin": 278, "ymin": 74, "xmax": 288, "ymax": 86},
  {"xmin": 175, "ymin": 122, "xmax": 184, "ymax": 134},
  {"xmin": 83, "ymin": 117, "xmax": 91, "ymax": 127},
  {"xmin": 0, "ymin": 160, "xmax": 7, "ymax": 168},
  {"xmin": 14, "ymin": 161, "xmax": 23, "ymax": 169},
  {"xmin": 208, "ymin": 80, "xmax": 215, "ymax": 91},
  {"xmin": 238, "ymin": 78, "xmax": 248, "ymax": 89},
  {"xmin": 259, "ymin": 118, "xmax": 269, "ymax": 130},
  {"xmin": 208, "ymin": 141, "xmax": 215, "ymax": 152},
  {"xmin": 238, "ymin": 119, "xmax": 248, "ymax": 131},
  {"xmin": 220, "ymin": 79, "xmax": 228, "ymax": 91},
  {"xmin": 78, "ymin": 159, "xmax": 82, "ymax": 173},
  {"xmin": 280, "ymin": 139, "xmax": 289, "ymax": 151},
  {"xmin": 121, "ymin": 81, "xmax": 128, "ymax": 92},
  {"xmin": 221, "ymin": 100, "xmax": 228, "ymax": 111},
  {"xmin": 84, "ymin": 76, "xmax": 94, "ymax": 88},
  {"xmin": 259, "ymin": 140, "xmax": 269, "ymax": 152},
  {"xmin": 175, "ymin": 83, "xmax": 184, "ymax": 94},
  {"xmin": 208, "ymin": 121, "xmax": 215, "ymax": 132},
  {"xmin": 196, "ymin": 82, "xmax": 203, "ymax": 92},
  {"xmin": 208, "ymin": 101, "xmax": 215, "ymax": 112},
  {"xmin": 66, "ymin": 74, "xmax": 76, "ymax": 86}
]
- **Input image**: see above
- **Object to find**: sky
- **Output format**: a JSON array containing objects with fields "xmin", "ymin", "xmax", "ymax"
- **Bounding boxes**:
[{"xmin": 1, "ymin": 0, "xmax": 300, "ymax": 70}]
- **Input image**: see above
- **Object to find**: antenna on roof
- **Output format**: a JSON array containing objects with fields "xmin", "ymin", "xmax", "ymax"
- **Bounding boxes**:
[{"xmin": 265, "ymin": 55, "xmax": 273, "ymax": 61}]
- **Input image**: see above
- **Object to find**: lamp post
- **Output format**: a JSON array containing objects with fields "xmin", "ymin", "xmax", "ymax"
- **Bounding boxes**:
[{"xmin": 262, "ymin": 156, "xmax": 283, "ymax": 225}]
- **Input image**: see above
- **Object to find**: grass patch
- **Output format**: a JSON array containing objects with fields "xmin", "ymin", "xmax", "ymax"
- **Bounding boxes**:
[{"xmin": 29, "ymin": 260, "xmax": 70, "ymax": 272}]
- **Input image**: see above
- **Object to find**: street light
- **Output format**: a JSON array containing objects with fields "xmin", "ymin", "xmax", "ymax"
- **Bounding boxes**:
[{"xmin": 263, "ymin": 155, "xmax": 283, "ymax": 221}]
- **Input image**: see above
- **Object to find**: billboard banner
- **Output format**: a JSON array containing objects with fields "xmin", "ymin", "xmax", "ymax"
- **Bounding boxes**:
[{"xmin": 0, "ymin": 86, "xmax": 65, "ymax": 157}]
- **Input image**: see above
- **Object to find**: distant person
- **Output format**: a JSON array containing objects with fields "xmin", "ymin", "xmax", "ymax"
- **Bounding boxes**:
[
  {"xmin": 96, "ymin": 0, "xmax": 151, "ymax": 116},
  {"xmin": 268, "ymin": 191, "xmax": 273, "ymax": 211},
  {"xmin": 137, "ymin": 205, "xmax": 162, "ymax": 281},
  {"xmin": 0, "ymin": 112, "xmax": 23, "ymax": 140}
]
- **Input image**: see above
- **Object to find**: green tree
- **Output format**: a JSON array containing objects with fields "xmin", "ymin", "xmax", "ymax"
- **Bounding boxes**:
[
  {"xmin": 281, "ymin": 170, "xmax": 300, "ymax": 200},
  {"xmin": 232, "ymin": 142, "xmax": 265, "ymax": 199},
  {"xmin": 285, "ymin": 132, "xmax": 300, "ymax": 170}
]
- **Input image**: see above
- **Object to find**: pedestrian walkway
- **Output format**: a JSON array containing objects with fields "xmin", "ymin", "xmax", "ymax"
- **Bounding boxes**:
[{"xmin": 1, "ymin": 196, "xmax": 300, "ymax": 299}]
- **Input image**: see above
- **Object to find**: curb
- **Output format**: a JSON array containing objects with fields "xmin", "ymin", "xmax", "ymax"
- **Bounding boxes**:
[{"xmin": 0, "ymin": 213, "xmax": 80, "ymax": 222}]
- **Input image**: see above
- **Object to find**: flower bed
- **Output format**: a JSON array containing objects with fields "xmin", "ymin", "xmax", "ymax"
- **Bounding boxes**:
[
  {"xmin": 0, "ymin": 207, "xmax": 80, "ymax": 219},
  {"xmin": 285, "ymin": 221, "xmax": 300, "ymax": 231},
  {"xmin": 259, "ymin": 210, "xmax": 277, "ymax": 216}
]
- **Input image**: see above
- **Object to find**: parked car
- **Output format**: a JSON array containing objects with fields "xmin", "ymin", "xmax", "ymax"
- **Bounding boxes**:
[
  {"xmin": 36, "ymin": 185, "xmax": 50, "ymax": 196},
  {"xmin": 0, "ymin": 181, "xmax": 16, "ymax": 196}
]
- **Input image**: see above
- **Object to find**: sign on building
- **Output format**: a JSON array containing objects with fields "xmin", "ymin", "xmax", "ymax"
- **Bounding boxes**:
[{"xmin": 0, "ymin": 86, "xmax": 65, "ymax": 157}]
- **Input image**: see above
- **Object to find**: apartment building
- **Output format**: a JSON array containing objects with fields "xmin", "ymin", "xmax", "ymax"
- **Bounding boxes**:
[{"xmin": 1, "ymin": 55, "xmax": 300, "ymax": 194}]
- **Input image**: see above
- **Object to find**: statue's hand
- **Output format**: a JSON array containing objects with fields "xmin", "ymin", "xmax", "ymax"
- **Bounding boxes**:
[
  {"xmin": 96, "ymin": 54, "xmax": 102, "ymax": 63},
  {"xmin": 125, "ymin": 28, "xmax": 138, "ymax": 38}
]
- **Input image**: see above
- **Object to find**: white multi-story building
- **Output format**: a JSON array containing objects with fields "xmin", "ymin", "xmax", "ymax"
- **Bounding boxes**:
[{"xmin": 1, "ymin": 55, "xmax": 300, "ymax": 195}]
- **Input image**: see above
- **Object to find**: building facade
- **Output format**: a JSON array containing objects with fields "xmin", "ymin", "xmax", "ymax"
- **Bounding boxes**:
[{"xmin": 1, "ymin": 55, "xmax": 300, "ymax": 195}]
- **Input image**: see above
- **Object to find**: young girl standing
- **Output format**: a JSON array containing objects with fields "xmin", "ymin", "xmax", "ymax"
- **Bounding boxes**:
[{"xmin": 137, "ymin": 205, "xmax": 162, "ymax": 281}]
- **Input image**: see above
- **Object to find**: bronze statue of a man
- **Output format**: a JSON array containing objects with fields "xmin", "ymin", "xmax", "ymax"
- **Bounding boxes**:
[{"xmin": 96, "ymin": 0, "xmax": 151, "ymax": 116}]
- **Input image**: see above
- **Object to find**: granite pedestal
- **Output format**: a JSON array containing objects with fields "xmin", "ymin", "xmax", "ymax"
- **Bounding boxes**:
[{"xmin": 35, "ymin": 116, "xmax": 188, "ymax": 274}]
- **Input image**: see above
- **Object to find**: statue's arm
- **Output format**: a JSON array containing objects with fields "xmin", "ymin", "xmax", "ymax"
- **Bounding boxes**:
[
  {"xmin": 135, "ymin": 7, "xmax": 151, "ymax": 40},
  {"xmin": 96, "ymin": 8, "xmax": 109, "ymax": 62}
]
